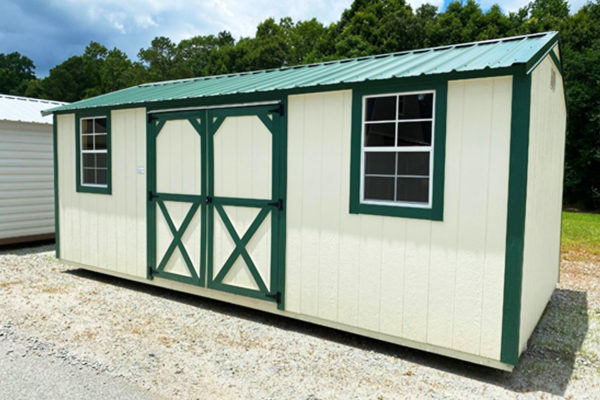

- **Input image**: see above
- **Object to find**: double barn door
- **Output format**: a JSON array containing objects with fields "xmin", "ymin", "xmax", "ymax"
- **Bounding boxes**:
[{"xmin": 146, "ymin": 105, "xmax": 285, "ymax": 306}]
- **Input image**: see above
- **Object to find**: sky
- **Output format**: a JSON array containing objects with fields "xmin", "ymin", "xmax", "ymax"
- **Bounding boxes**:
[{"xmin": 0, "ymin": 0, "xmax": 589, "ymax": 77}]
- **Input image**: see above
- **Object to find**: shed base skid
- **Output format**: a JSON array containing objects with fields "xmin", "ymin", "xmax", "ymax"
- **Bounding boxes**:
[
  {"xmin": 59, "ymin": 259, "xmax": 514, "ymax": 372},
  {"xmin": 0, "ymin": 234, "xmax": 55, "ymax": 247}
]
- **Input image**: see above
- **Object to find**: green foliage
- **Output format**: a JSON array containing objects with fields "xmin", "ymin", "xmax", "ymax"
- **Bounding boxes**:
[
  {"xmin": 0, "ymin": 0, "xmax": 597, "ymax": 208},
  {"xmin": 0, "ymin": 52, "xmax": 36, "ymax": 96},
  {"xmin": 560, "ymin": 1, "xmax": 600, "ymax": 209}
]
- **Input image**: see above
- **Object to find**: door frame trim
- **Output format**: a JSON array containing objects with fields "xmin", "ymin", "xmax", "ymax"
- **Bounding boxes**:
[{"xmin": 146, "ymin": 99, "xmax": 288, "ymax": 310}]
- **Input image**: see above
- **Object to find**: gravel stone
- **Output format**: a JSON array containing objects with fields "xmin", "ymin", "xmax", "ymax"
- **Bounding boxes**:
[{"xmin": 0, "ymin": 244, "xmax": 599, "ymax": 399}]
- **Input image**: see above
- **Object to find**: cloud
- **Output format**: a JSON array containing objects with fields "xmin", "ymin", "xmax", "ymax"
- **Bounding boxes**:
[{"xmin": 0, "ymin": 0, "xmax": 351, "ymax": 76}]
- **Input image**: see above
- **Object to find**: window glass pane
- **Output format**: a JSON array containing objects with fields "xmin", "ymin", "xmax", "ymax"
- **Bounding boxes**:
[
  {"xmin": 82, "ymin": 153, "xmax": 95, "ymax": 169},
  {"xmin": 398, "ymin": 93, "xmax": 433, "ymax": 119},
  {"xmin": 94, "ymin": 118, "xmax": 107, "ymax": 133},
  {"xmin": 82, "ymin": 119, "xmax": 93, "ymax": 134},
  {"xmin": 396, "ymin": 177, "xmax": 429, "ymax": 203},
  {"xmin": 397, "ymin": 152, "xmax": 430, "ymax": 176},
  {"xmin": 95, "ymin": 134, "xmax": 107, "ymax": 150},
  {"xmin": 81, "ymin": 134, "xmax": 94, "ymax": 150},
  {"xmin": 365, "ymin": 96, "xmax": 396, "ymax": 121},
  {"xmin": 83, "ymin": 168, "xmax": 96, "ymax": 185},
  {"xmin": 96, "ymin": 168, "xmax": 107, "ymax": 185},
  {"xmin": 364, "ymin": 176, "xmax": 394, "ymax": 201},
  {"xmin": 96, "ymin": 153, "xmax": 107, "ymax": 168},
  {"xmin": 397, "ymin": 121, "xmax": 432, "ymax": 146},
  {"xmin": 365, "ymin": 123, "xmax": 395, "ymax": 147},
  {"xmin": 365, "ymin": 152, "xmax": 395, "ymax": 175}
]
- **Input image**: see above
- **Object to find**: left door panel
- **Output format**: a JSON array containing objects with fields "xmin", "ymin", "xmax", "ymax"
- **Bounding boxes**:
[{"xmin": 147, "ymin": 115, "xmax": 206, "ymax": 285}]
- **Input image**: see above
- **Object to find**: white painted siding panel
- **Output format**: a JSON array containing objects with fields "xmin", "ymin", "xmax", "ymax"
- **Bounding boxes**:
[
  {"xmin": 287, "ymin": 79, "xmax": 512, "ymax": 360},
  {"xmin": 520, "ymin": 54, "xmax": 566, "ymax": 352},
  {"xmin": 0, "ymin": 120, "xmax": 54, "ymax": 241},
  {"xmin": 57, "ymin": 109, "xmax": 147, "ymax": 277}
]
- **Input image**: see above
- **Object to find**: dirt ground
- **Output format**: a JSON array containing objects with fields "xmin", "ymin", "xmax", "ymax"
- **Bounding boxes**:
[{"xmin": 0, "ymin": 244, "xmax": 598, "ymax": 399}]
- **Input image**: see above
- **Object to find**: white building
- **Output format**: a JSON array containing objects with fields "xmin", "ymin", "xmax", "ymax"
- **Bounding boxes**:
[
  {"xmin": 45, "ymin": 32, "xmax": 566, "ymax": 370},
  {"xmin": 0, "ymin": 94, "xmax": 66, "ymax": 245}
]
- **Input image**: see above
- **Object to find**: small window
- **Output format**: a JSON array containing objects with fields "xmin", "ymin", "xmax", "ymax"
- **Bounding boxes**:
[
  {"xmin": 76, "ymin": 113, "xmax": 111, "ymax": 194},
  {"xmin": 361, "ymin": 92, "xmax": 435, "ymax": 207}
]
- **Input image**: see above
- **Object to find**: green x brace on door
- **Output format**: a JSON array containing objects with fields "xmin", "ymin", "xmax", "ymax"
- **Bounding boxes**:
[{"xmin": 146, "ymin": 104, "xmax": 286, "ymax": 309}]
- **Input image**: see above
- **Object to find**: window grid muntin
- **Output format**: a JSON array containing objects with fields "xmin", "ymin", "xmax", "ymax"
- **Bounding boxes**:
[
  {"xmin": 360, "ymin": 90, "xmax": 435, "ymax": 208},
  {"xmin": 80, "ymin": 116, "xmax": 108, "ymax": 188}
]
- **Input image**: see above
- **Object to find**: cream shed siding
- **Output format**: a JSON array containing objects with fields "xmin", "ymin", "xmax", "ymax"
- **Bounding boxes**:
[
  {"xmin": 57, "ymin": 109, "xmax": 147, "ymax": 276},
  {"xmin": 519, "ymin": 54, "xmax": 566, "ymax": 352},
  {"xmin": 0, "ymin": 120, "xmax": 54, "ymax": 241},
  {"xmin": 285, "ymin": 76, "xmax": 512, "ymax": 360}
]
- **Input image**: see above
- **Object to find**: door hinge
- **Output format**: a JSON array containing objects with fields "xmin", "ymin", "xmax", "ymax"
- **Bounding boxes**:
[
  {"xmin": 268, "ymin": 198, "xmax": 283, "ymax": 211},
  {"xmin": 148, "ymin": 191, "xmax": 158, "ymax": 201},
  {"xmin": 147, "ymin": 114, "xmax": 154, "ymax": 123},
  {"xmin": 266, "ymin": 291, "xmax": 281, "ymax": 303},
  {"xmin": 269, "ymin": 103, "xmax": 284, "ymax": 116}
]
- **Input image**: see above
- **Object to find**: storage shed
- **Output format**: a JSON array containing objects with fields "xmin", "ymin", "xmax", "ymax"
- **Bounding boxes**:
[
  {"xmin": 0, "ymin": 94, "xmax": 66, "ymax": 245},
  {"xmin": 45, "ymin": 31, "xmax": 566, "ymax": 370}
]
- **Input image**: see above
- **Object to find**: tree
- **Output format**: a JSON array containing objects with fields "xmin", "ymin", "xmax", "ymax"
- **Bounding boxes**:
[
  {"xmin": 559, "ymin": 1, "xmax": 600, "ymax": 208},
  {"xmin": 0, "ymin": 52, "xmax": 36, "ymax": 95},
  {"xmin": 138, "ymin": 37, "xmax": 182, "ymax": 81},
  {"xmin": 176, "ymin": 31, "xmax": 235, "ymax": 77}
]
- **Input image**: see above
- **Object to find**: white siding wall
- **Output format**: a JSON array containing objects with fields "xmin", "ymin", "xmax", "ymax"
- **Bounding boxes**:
[
  {"xmin": 57, "ymin": 109, "xmax": 147, "ymax": 277},
  {"xmin": 519, "ymin": 54, "xmax": 566, "ymax": 352},
  {"xmin": 0, "ymin": 120, "xmax": 54, "ymax": 240},
  {"xmin": 286, "ymin": 77, "xmax": 513, "ymax": 360}
]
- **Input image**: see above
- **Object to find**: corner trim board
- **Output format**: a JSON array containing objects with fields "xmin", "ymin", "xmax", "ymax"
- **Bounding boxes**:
[
  {"xmin": 500, "ymin": 72, "xmax": 532, "ymax": 365},
  {"xmin": 53, "ymin": 114, "xmax": 60, "ymax": 258}
]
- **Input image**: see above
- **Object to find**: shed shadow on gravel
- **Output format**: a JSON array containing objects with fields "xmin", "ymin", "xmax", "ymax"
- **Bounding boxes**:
[{"xmin": 66, "ymin": 269, "xmax": 587, "ymax": 397}]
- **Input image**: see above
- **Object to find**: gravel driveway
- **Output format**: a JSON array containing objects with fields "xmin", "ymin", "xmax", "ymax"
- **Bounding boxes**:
[{"xmin": 1, "ymin": 244, "xmax": 598, "ymax": 399}]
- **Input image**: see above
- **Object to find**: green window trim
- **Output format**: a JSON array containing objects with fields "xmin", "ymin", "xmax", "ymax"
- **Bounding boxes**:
[
  {"xmin": 75, "ymin": 109, "xmax": 112, "ymax": 195},
  {"xmin": 349, "ymin": 81, "xmax": 447, "ymax": 221}
]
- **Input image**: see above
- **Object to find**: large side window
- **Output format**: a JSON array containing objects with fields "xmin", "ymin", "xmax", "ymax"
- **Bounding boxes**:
[
  {"xmin": 350, "ymin": 84, "xmax": 446, "ymax": 220},
  {"xmin": 76, "ymin": 112, "xmax": 111, "ymax": 194},
  {"xmin": 362, "ymin": 92, "xmax": 434, "ymax": 206}
]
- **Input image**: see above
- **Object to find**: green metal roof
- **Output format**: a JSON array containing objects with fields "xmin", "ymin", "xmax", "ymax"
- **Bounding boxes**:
[{"xmin": 46, "ymin": 31, "xmax": 558, "ymax": 114}]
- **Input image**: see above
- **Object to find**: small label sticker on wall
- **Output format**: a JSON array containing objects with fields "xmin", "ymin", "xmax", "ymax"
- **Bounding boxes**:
[{"xmin": 137, "ymin": 167, "xmax": 145, "ymax": 174}]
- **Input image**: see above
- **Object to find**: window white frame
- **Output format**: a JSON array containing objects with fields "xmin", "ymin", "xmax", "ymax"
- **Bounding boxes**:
[
  {"xmin": 79, "ymin": 116, "xmax": 108, "ymax": 188},
  {"xmin": 359, "ymin": 90, "xmax": 436, "ymax": 209}
]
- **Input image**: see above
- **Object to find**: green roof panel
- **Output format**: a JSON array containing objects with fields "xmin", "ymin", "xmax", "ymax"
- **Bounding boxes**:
[{"xmin": 46, "ymin": 31, "xmax": 558, "ymax": 114}]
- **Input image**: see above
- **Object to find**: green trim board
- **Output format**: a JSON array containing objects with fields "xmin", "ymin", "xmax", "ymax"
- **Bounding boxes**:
[
  {"xmin": 548, "ymin": 50, "xmax": 563, "ymax": 76},
  {"xmin": 74, "ymin": 108, "xmax": 112, "ymax": 195},
  {"xmin": 500, "ymin": 73, "xmax": 532, "ymax": 366},
  {"xmin": 349, "ymin": 81, "xmax": 447, "ymax": 221},
  {"xmin": 52, "ymin": 114, "xmax": 60, "ymax": 258}
]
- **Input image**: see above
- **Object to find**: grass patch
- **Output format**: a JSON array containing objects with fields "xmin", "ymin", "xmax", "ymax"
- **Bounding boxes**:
[{"xmin": 562, "ymin": 211, "xmax": 600, "ymax": 259}]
